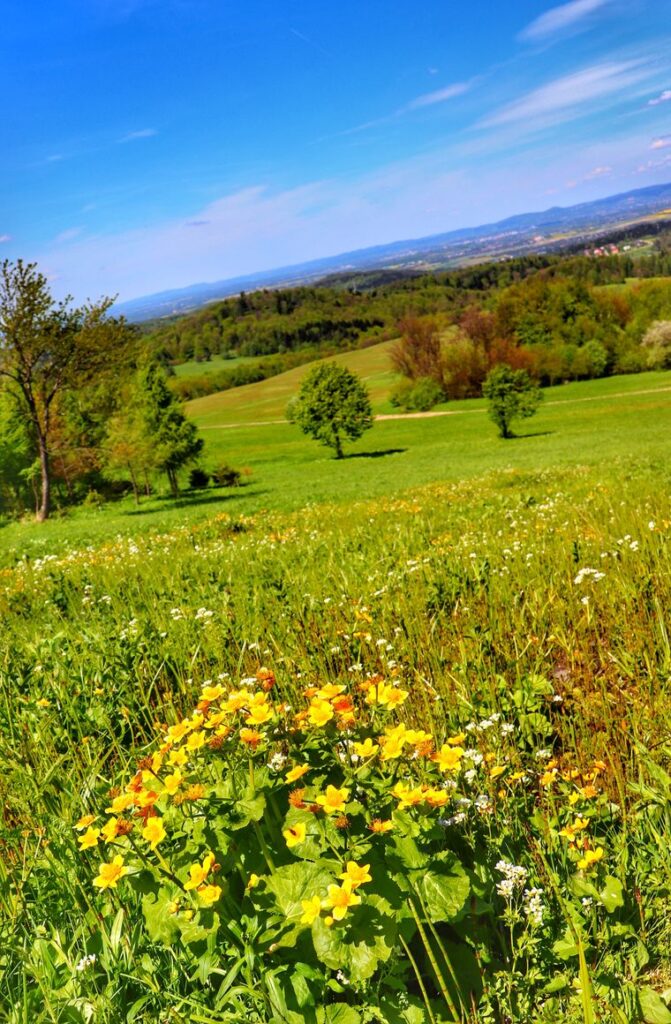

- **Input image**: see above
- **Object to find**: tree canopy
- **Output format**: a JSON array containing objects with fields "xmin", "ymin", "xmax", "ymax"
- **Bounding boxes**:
[{"xmin": 288, "ymin": 362, "xmax": 373, "ymax": 458}]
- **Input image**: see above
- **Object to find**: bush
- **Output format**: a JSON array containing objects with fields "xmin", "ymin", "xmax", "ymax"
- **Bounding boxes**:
[
  {"xmin": 189, "ymin": 467, "xmax": 210, "ymax": 489},
  {"xmin": 211, "ymin": 463, "xmax": 241, "ymax": 487},
  {"xmin": 390, "ymin": 377, "xmax": 444, "ymax": 411}
]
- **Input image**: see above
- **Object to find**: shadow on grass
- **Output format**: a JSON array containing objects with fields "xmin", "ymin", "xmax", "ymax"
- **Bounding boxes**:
[
  {"xmin": 125, "ymin": 487, "xmax": 266, "ymax": 517},
  {"xmin": 346, "ymin": 448, "xmax": 407, "ymax": 460},
  {"xmin": 507, "ymin": 431, "xmax": 554, "ymax": 440}
]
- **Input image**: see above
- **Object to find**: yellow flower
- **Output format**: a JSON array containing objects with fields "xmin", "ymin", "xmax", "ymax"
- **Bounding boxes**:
[
  {"xmin": 78, "ymin": 827, "xmax": 100, "ymax": 850},
  {"xmin": 559, "ymin": 817, "xmax": 589, "ymax": 842},
  {"xmin": 223, "ymin": 689, "xmax": 250, "ymax": 714},
  {"xmin": 186, "ymin": 731, "xmax": 206, "ymax": 752},
  {"xmin": 283, "ymin": 822, "xmax": 307, "ymax": 848},
  {"xmin": 338, "ymin": 861, "xmax": 371, "ymax": 888},
  {"xmin": 100, "ymin": 817, "xmax": 120, "ymax": 842},
  {"xmin": 489, "ymin": 765, "xmax": 506, "ymax": 780},
  {"xmin": 405, "ymin": 729, "xmax": 432, "ymax": 748},
  {"xmin": 578, "ymin": 847, "xmax": 605, "ymax": 871},
  {"xmin": 433, "ymin": 744, "xmax": 464, "ymax": 772},
  {"xmin": 246, "ymin": 703, "xmax": 273, "ymax": 726},
  {"xmin": 163, "ymin": 770, "xmax": 183, "ymax": 795},
  {"xmin": 392, "ymin": 781, "xmax": 424, "ymax": 809},
  {"xmin": 142, "ymin": 817, "xmax": 166, "ymax": 850},
  {"xmin": 239, "ymin": 727, "xmax": 263, "ymax": 746},
  {"xmin": 353, "ymin": 738, "xmax": 379, "ymax": 759},
  {"xmin": 74, "ymin": 814, "xmax": 97, "ymax": 831},
  {"xmin": 197, "ymin": 884, "xmax": 222, "ymax": 906},
  {"xmin": 166, "ymin": 720, "xmax": 191, "ymax": 744},
  {"xmin": 247, "ymin": 873, "xmax": 261, "ymax": 890},
  {"xmin": 168, "ymin": 747, "xmax": 188, "ymax": 767},
  {"xmin": 540, "ymin": 770, "xmax": 558, "ymax": 786},
  {"xmin": 447, "ymin": 732, "xmax": 467, "ymax": 746},
  {"xmin": 201, "ymin": 683, "xmax": 226, "ymax": 702},
  {"xmin": 368, "ymin": 818, "xmax": 394, "ymax": 833},
  {"xmin": 286, "ymin": 764, "xmax": 310, "ymax": 784},
  {"xmin": 184, "ymin": 852, "xmax": 215, "ymax": 890},
  {"xmin": 324, "ymin": 879, "xmax": 361, "ymax": 921},
  {"xmin": 106, "ymin": 793, "xmax": 135, "ymax": 815},
  {"xmin": 308, "ymin": 700, "xmax": 334, "ymax": 727},
  {"xmin": 93, "ymin": 854, "xmax": 127, "ymax": 889},
  {"xmin": 424, "ymin": 788, "xmax": 449, "ymax": 807},
  {"xmin": 300, "ymin": 895, "xmax": 322, "ymax": 925},
  {"xmin": 315, "ymin": 785, "xmax": 350, "ymax": 815},
  {"xmin": 316, "ymin": 683, "xmax": 346, "ymax": 700}
]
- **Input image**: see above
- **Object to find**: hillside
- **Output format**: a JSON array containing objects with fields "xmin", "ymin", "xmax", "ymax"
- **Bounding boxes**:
[{"xmin": 185, "ymin": 339, "xmax": 400, "ymax": 427}]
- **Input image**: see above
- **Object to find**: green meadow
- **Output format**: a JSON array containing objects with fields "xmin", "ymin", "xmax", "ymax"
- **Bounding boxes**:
[{"xmin": 3, "ymin": 367, "xmax": 671, "ymax": 1023}]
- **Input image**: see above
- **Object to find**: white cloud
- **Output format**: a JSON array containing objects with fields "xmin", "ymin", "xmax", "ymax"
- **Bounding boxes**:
[
  {"xmin": 520, "ymin": 0, "xmax": 609, "ymax": 42},
  {"xmin": 54, "ymin": 227, "xmax": 83, "ymax": 243},
  {"xmin": 481, "ymin": 59, "xmax": 651, "ymax": 128},
  {"xmin": 401, "ymin": 82, "xmax": 470, "ymax": 112},
  {"xmin": 648, "ymin": 89, "xmax": 671, "ymax": 106},
  {"xmin": 0, "ymin": 234, "xmax": 11, "ymax": 243},
  {"xmin": 584, "ymin": 164, "xmax": 612, "ymax": 178},
  {"xmin": 651, "ymin": 136, "xmax": 671, "ymax": 150},
  {"xmin": 119, "ymin": 128, "xmax": 158, "ymax": 143}
]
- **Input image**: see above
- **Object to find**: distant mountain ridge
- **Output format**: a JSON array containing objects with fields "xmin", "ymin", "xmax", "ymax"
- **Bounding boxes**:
[{"xmin": 116, "ymin": 181, "xmax": 671, "ymax": 322}]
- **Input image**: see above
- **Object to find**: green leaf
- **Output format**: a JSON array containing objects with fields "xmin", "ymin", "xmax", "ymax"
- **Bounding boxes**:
[
  {"xmin": 265, "ymin": 862, "xmax": 333, "ymax": 921},
  {"xmin": 378, "ymin": 997, "xmax": 430, "ymax": 1024},
  {"xmin": 639, "ymin": 987, "xmax": 671, "ymax": 1024},
  {"xmin": 411, "ymin": 858, "xmax": 470, "ymax": 923},
  {"xmin": 312, "ymin": 895, "xmax": 397, "ymax": 983},
  {"xmin": 324, "ymin": 1007, "xmax": 362, "ymax": 1024},
  {"xmin": 141, "ymin": 888, "xmax": 180, "ymax": 945},
  {"xmin": 599, "ymin": 875, "xmax": 624, "ymax": 913}
]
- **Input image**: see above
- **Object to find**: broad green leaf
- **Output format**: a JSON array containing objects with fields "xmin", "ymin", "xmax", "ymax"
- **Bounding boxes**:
[
  {"xmin": 265, "ymin": 862, "xmax": 333, "ymax": 920},
  {"xmin": 599, "ymin": 875, "xmax": 624, "ymax": 913},
  {"xmin": 141, "ymin": 888, "xmax": 180, "ymax": 945},
  {"xmin": 411, "ymin": 858, "xmax": 470, "ymax": 923},
  {"xmin": 324, "ymin": 1007, "xmax": 362, "ymax": 1024},
  {"xmin": 639, "ymin": 987, "xmax": 671, "ymax": 1024},
  {"xmin": 312, "ymin": 895, "xmax": 397, "ymax": 983}
]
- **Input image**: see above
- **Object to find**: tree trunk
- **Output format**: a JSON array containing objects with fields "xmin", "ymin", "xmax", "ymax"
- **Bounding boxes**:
[
  {"xmin": 37, "ymin": 437, "xmax": 50, "ymax": 521},
  {"xmin": 167, "ymin": 467, "xmax": 179, "ymax": 497},
  {"xmin": 128, "ymin": 462, "xmax": 140, "ymax": 505},
  {"xmin": 333, "ymin": 431, "xmax": 343, "ymax": 459}
]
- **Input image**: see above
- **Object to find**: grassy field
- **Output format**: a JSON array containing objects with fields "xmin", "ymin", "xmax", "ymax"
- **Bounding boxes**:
[
  {"xmin": 3, "ymin": 433, "xmax": 671, "ymax": 1020},
  {"xmin": 186, "ymin": 338, "xmax": 400, "ymax": 425},
  {"xmin": 1, "ymin": 369, "xmax": 670, "ymax": 567},
  {"xmin": 172, "ymin": 354, "xmax": 256, "ymax": 378}
]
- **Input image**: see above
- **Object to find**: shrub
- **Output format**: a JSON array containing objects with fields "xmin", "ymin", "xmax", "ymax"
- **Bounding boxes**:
[
  {"xmin": 211, "ymin": 463, "xmax": 241, "ymax": 487},
  {"xmin": 390, "ymin": 377, "xmax": 444, "ymax": 411},
  {"xmin": 189, "ymin": 467, "xmax": 210, "ymax": 489}
]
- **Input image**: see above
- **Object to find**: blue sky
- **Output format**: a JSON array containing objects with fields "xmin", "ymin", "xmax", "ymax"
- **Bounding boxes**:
[{"xmin": 2, "ymin": 0, "xmax": 671, "ymax": 302}]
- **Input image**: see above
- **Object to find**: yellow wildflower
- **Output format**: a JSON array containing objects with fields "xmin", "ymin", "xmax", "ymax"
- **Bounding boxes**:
[
  {"xmin": 300, "ymin": 895, "xmax": 322, "ymax": 925},
  {"xmin": 578, "ymin": 847, "xmax": 604, "ymax": 871},
  {"xmin": 308, "ymin": 700, "xmax": 334, "ymax": 727},
  {"xmin": 283, "ymin": 822, "xmax": 307, "ymax": 848},
  {"xmin": 142, "ymin": 817, "xmax": 166, "ymax": 850},
  {"xmin": 197, "ymin": 884, "xmax": 222, "ymax": 906},
  {"xmin": 315, "ymin": 785, "xmax": 350, "ymax": 815},
  {"xmin": 93, "ymin": 854, "xmax": 126, "ymax": 890},
  {"xmin": 184, "ymin": 852, "xmax": 215, "ymax": 890},
  {"xmin": 78, "ymin": 827, "xmax": 100, "ymax": 850},
  {"xmin": 433, "ymin": 744, "xmax": 464, "ymax": 772},
  {"xmin": 74, "ymin": 814, "xmax": 97, "ymax": 831},
  {"xmin": 286, "ymin": 764, "xmax": 310, "ymax": 784},
  {"xmin": 338, "ymin": 861, "xmax": 372, "ymax": 888},
  {"xmin": 353, "ymin": 738, "xmax": 379, "ymax": 758},
  {"xmin": 324, "ymin": 879, "xmax": 361, "ymax": 921}
]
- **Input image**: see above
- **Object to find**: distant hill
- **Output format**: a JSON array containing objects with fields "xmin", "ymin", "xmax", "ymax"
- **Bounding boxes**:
[{"xmin": 116, "ymin": 182, "xmax": 671, "ymax": 322}]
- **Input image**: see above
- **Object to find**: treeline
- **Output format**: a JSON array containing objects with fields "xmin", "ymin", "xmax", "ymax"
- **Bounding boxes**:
[
  {"xmin": 0, "ymin": 261, "xmax": 205, "ymax": 521},
  {"xmin": 391, "ymin": 271, "xmax": 671, "ymax": 407},
  {"xmin": 143, "ymin": 243, "xmax": 671, "ymax": 403}
]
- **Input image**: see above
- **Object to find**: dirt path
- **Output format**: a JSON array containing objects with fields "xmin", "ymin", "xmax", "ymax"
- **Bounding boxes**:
[{"xmin": 198, "ymin": 384, "xmax": 671, "ymax": 430}]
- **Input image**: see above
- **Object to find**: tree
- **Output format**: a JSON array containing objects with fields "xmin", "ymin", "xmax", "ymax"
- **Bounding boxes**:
[
  {"xmin": 288, "ymin": 362, "xmax": 373, "ymax": 458},
  {"xmin": 0, "ymin": 260, "xmax": 136, "ymax": 520},
  {"xmin": 138, "ymin": 363, "xmax": 203, "ymax": 495},
  {"xmin": 482, "ymin": 365, "xmax": 543, "ymax": 439}
]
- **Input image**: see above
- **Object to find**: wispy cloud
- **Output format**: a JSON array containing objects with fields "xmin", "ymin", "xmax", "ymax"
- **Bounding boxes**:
[
  {"xmin": 54, "ymin": 227, "xmax": 83, "ymax": 243},
  {"xmin": 651, "ymin": 136, "xmax": 671, "ymax": 150},
  {"xmin": 401, "ymin": 82, "xmax": 471, "ymax": 112},
  {"xmin": 481, "ymin": 59, "xmax": 651, "ymax": 128},
  {"xmin": 520, "ymin": 0, "xmax": 609, "ymax": 42},
  {"xmin": 119, "ymin": 128, "xmax": 158, "ymax": 143},
  {"xmin": 584, "ymin": 164, "xmax": 612, "ymax": 179},
  {"xmin": 648, "ymin": 89, "xmax": 671, "ymax": 106},
  {"xmin": 0, "ymin": 234, "xmax": 11, "ymax": 244}
]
